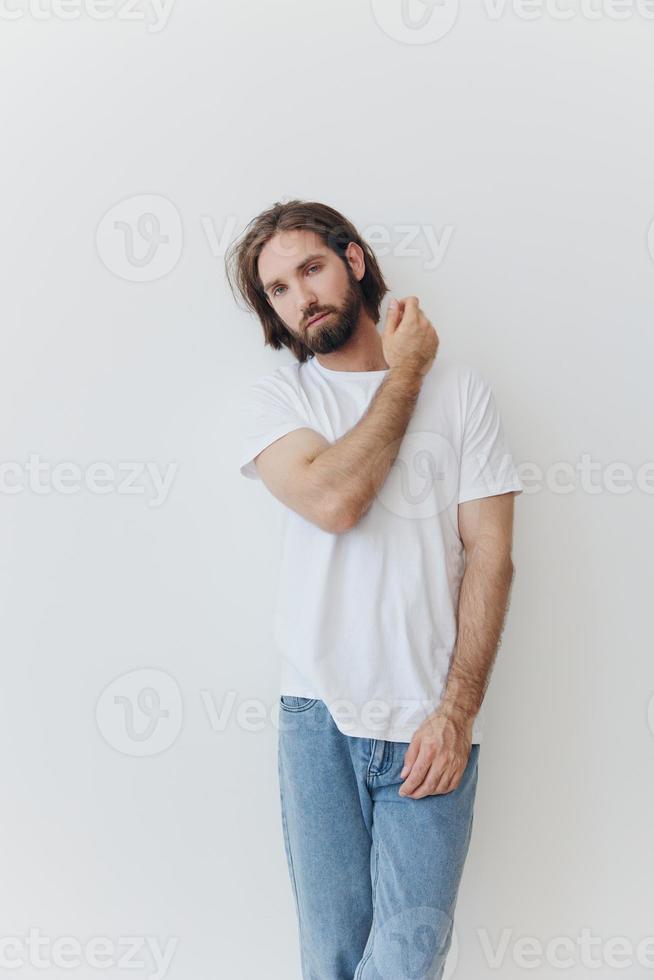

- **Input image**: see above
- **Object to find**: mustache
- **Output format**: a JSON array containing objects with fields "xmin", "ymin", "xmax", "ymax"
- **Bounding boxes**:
[{"xmin": 304, "ymin": 309, "xmax": 333, "ymax": 329}]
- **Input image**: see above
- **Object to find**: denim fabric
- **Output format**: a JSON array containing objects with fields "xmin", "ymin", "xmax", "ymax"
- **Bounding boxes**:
[{"xmin": 277, "ymin": 696, "xmax": 480, "ymax": 979}]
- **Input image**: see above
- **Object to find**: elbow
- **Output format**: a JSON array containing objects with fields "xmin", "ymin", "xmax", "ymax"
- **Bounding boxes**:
[{"xmin": 320, "ymin": 493, "xmax": 360, "ymax": 534}]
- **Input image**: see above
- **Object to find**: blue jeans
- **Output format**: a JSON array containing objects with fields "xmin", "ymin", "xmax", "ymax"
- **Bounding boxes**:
[{"xmin": 277, "ymin": 696, "xmax": 480, "ymax": 980}]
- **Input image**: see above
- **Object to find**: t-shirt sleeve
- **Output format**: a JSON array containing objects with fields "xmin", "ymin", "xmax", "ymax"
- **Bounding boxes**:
[
  {"xmin": 238, "ymin": 379, "xmax": 311, "ymax": 480},
  {"xmin": 457, "ymin": 369, "xmax": 523, "ymax": 504}
]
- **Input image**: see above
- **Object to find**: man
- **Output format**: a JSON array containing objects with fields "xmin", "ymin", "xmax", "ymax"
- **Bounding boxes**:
[{"xmin": 226, "ymin": 200, "xmax": 523, "ymax": 979}]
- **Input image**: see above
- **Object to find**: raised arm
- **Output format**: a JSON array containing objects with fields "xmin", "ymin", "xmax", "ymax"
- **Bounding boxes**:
[{"xmin": 253, "ymin": 297, "xmax": 439, "ymax": 533}]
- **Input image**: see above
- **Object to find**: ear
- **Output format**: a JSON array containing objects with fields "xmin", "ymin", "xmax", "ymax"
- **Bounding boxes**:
[{"xmin": 344, "ymin": 241, "xmax": 366, "ymax": 281}]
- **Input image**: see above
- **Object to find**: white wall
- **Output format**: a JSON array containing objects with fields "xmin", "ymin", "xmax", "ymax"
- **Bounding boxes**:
[{"xmin": 1, "ymin": 2, "xmax": 653, "ymax": 977}]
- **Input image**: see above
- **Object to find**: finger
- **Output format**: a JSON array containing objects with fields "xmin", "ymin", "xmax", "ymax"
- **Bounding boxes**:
[
  {"xmin": 398, "ymin": 744, "xmax": 433, "ymax": 796},
  {"xmin": 428, "ymin": 760, "xmax": 464, "ymax": 797},
  {"xmin": 406, "ymin": 758, "xmax": 448, "ymax": 799},
  {"xmin": 434, "ymin": 762, "xmax": 464, "ymax": 796},
  {"xmin": 400, "ymin": 740, "xmax": 420, "ymax": 779},
  {"xmin": 383, "ymin": 297, "xmax": 402, "ymax": 334}
]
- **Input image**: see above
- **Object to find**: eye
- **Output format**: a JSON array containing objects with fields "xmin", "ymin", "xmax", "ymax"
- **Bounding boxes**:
[{"xmin": 271, "ymin": 263, "xmax": 321, "ymax": 299}]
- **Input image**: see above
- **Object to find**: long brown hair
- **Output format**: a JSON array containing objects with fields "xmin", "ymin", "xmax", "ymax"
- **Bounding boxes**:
[{"xmin": 224, "ymin": 199, "xmax": 389, "ymax": 363}]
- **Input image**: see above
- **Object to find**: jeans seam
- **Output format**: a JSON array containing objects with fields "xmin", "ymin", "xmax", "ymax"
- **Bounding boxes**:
[
  {"xmin": 278, "ymin": 757, "xmax": 308, "ymax": 977},
  {"xmin": 366, "ymin": 740, "xmax": 394, "ymax": 780},
  {"xmin": 353, "ymin": 836, "xmax": 380, "ymax": 978},
  {"xmin": 371, "ymin": 741, "xmax": 394, "ymax": 778}
]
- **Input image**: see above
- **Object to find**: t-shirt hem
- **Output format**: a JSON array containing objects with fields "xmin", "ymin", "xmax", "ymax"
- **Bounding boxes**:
[
  {"xmin": 239, "ymin": 422, "xmax": 310, "ymax": 479},
  {"xmin": 280, "ymin": 692, "xmax": 483, "ymax": 744},
  {"xmin": 457, "ymin": 482, "xmax": 523, "ymax": 505}
]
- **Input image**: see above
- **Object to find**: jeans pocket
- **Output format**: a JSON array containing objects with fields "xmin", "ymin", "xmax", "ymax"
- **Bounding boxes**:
[{"xmin": 279, "ymin": 695, "xmax": 317, "ymax": 712}]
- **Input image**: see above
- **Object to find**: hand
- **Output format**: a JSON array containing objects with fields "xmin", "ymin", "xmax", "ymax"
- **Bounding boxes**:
[
  {"xmin": 398, "ymin": 706, "xmax": 473, "ymax": 799},
  {"xmin": 382, "ymin": 296, "xmax": 439, "ymax": 377}
]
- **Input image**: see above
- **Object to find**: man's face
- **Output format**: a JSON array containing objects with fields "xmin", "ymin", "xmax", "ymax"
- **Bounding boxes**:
[{"xmin": 258, "ymin": 229, "xmax": 364, "ymax": 355}]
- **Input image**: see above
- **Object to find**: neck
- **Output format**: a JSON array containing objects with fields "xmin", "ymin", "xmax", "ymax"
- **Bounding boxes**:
[{"xmin": 313, "ymin": 315, "xmax": 389, "ymax": 373}]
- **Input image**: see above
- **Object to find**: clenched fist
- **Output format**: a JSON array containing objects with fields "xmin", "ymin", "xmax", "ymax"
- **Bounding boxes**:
[{"xmin": 382, "ymin": 296, "xmax": 439, "ymax": 377}]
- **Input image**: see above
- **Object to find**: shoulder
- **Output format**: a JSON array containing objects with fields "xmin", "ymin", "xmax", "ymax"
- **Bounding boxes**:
[
  {"xmin": 239, "ymin": 361, "xmax": 311, "ymax": 421},
  {"xmin": 243, "ymin": 361, "xmax": 303, "ymax": 400}
]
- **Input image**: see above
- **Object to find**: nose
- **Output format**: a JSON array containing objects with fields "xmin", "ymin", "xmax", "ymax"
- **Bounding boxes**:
[{"xmin": 298, "ymin": 288, "xmax": 319, "ymax": 322}]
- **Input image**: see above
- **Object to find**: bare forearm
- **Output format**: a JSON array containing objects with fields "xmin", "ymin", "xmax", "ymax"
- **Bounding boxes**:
[
  {"xmin": 440, "ymin": 545, "xmax": 515, "ymax": 721},
  {"xmin": 305, "ymin": 364, "xmax": 423, "ymax": 522}
]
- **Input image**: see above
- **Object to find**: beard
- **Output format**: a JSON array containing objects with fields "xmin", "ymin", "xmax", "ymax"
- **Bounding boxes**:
[{"xmin": 296, "ymin": 270, "xmax": 363, "ymax": 355}]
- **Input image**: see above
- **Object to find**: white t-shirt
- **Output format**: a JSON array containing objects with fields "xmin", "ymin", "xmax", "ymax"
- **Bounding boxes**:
[{"xmin": 238, "ymin": 353, "xmax": 523, "ymax": 744}]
